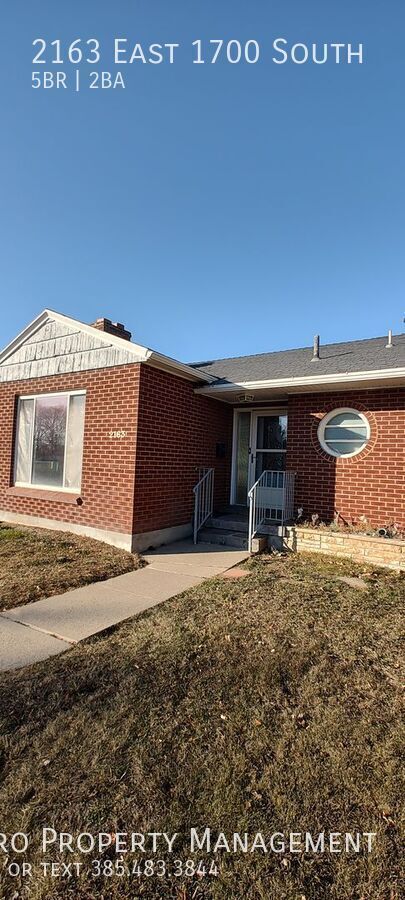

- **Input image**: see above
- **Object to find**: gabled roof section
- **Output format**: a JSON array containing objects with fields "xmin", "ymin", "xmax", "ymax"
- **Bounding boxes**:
[
  {"xmin": 190, "ymin": 333, "xmax": 405, "ymax": 386},
  {"xmin": 0, "ymin": 310, "xmax": 214, "ymax": 384}
]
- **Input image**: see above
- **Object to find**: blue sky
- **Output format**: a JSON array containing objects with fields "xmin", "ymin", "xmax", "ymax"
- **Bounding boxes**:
[{"xmin": 1, "ymin": 0, "xmax": 404, "ymax": 361}]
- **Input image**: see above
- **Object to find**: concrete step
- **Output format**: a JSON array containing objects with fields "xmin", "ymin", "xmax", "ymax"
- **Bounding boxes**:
[
  {"xmin": 198, "ymin": 528, "xmax": 267, "ymax": 553},
  {"xmin": 209, "ymin": 516, "xmax": 249, "ymax": 533}
]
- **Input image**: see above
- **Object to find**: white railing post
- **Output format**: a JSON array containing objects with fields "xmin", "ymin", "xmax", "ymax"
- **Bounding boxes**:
[
  {"xmin": 248, "ymin": 490, "xmax": 255, "ymax": 553},
  {"xmin": 281, "ymin": 473, "xmax": 286, "ymax": 529},
  {"xmin": 193, "ymin": 467, "xmax": 215, "ymax": 544},
  {"xmin": 248, "ymin": 470, "xmax": 267, "ymax": 553}
]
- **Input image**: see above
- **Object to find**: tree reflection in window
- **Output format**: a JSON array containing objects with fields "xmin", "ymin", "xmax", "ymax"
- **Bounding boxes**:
[
  {"xmin": 256, "ymin": 415, "xmax": 287, "ymax": 451},
  {"xmin": 32, "ymin": 396, "xmax": 68, "ymax": 487}
]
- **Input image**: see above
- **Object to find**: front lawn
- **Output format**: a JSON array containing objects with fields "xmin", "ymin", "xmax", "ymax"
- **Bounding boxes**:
[
  {"xmin": 0, "ymin": 552, "xmax": 403, "ymax": 899},
  {"xmin": 0, "ymin": 523, "xmax": 142, "ymax": 611}
]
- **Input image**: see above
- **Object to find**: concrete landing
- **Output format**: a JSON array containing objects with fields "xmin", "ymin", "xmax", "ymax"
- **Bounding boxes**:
[
  {"xmin": 144, "ymin": 541, "xmax": 249, "ymax": 576},
  {"xmin": 0, "ymin": 541, "xmax": 249, "ymax": 671}
]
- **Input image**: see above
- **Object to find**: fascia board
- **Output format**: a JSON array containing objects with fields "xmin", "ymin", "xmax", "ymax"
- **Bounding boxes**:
[
  {"xmin": 195, "ymin": 368, "xmax": 405, "ymax": 393},
  {"xmin": 146, "ymin": 351, "xmax": 216, "ymax": 383}
]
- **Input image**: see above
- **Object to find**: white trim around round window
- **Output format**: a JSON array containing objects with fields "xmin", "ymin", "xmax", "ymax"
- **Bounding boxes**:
[{"xmin": 317, "ymin": 408, "xmax": 370, "ymax": 459}]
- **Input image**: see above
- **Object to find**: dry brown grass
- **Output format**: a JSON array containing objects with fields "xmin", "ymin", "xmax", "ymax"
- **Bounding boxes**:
[
  {"xmin": 0, "ymin": 523, "xmax": 142, "ymax": 611},
  {"xmin": 0, "ymin": 551, "xmax": 403, "ymax": 899}
]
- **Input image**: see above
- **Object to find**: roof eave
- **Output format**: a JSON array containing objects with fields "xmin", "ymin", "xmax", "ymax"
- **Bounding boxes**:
[
  {"xmin": 194, "ymin": 367, "xmax": 405, "ymax": 397},
  {"xmin": 146, "ymin": 351, "xmax": 216, "ymax": 383}
]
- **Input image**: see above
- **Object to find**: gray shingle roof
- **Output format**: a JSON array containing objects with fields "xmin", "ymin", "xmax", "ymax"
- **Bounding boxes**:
[{"xmin": 189, "ymin": 334, "xmax": 405, "ymax": 384}]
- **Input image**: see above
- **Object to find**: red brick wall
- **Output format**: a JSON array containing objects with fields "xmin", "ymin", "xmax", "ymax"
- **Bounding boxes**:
[
  {"xmin": 132, "ymin": 366, "xmax": 233, "ymax": 534},
  {"xmin": 286, "ymin": 388, "xmax": 405, "ymax": 528},
  {"xmin": 5, "ymin": 363, "xmax": 401, "ymax": 541},
  {"xmin": 0, "ymin": 363, "xmax": 233, "ymax": 541},
  {"xmin": 0, "ymin": 365, "xmax": 140, "ymax": 534}
]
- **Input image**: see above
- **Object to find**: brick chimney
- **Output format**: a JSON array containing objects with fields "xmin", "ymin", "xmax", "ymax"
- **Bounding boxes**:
[{"xmin": 91, "ymin": 318, "xmax": 132, "ymax": 341}]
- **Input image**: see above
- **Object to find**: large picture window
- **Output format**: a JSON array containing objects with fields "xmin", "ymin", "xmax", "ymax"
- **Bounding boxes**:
[{"xmin": 15, "ymin": 392, "xmax": 86, "ymax": 490}]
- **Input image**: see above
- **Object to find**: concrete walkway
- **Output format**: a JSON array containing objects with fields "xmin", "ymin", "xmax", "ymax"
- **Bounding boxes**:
[{"xmin": 0, "ymin": 541, "xmax": 249, "ymax": 672}]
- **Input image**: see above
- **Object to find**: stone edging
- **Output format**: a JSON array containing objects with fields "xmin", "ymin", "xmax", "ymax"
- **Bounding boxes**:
[{"xmin": 285, "ymin": 526, "xmax": 405, "ymax": 571}]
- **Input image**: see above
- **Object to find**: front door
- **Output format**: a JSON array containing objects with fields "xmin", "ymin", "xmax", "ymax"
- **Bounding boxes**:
[
  {"xmin": 249, "ymin": 412, "xmax": 287, "ymax": 487},
  {"xmin": 233, "ymin": 410, "xmax": 287, "ymax": 505}
]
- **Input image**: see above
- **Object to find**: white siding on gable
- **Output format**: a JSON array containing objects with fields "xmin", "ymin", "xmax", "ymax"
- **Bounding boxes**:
[
  {"xmin": 0, "ymin": 318, "xmax": 137, "ymax": 382},
  {"xmin": 26, "ymin": 320, "xmax": 76, "ymax": 343}
]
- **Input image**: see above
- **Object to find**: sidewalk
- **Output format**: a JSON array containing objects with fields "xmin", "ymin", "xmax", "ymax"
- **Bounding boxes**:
[{"xmin": 0, "ymin": 541, "xmax": 249, "ymax": 671}]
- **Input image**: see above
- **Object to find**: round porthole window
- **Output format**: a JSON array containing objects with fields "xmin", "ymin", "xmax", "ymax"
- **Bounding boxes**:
[{"xmin": 318, "ymin": 408, "xmax": 370, "ymax": 458}]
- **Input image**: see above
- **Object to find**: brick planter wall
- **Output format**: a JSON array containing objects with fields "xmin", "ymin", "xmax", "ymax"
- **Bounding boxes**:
[{"xmin": 286, "ymin": 526, "xmax": 405, "ymax": 571}]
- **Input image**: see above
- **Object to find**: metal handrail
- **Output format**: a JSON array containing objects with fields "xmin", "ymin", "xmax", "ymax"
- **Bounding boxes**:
[
  {"xmin": 193, "ymin": 467, "xmax": 214, "ymax": 544},
  {"xmin": 248, "ymin": 470, "xmax": 295, "ymax": 552},
  {"xmin": 248, "ymin": 471, "xmax": 268, "ymax": 553}
]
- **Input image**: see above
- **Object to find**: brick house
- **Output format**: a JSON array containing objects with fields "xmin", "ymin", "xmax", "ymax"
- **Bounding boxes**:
[{"xmin": 0, "ymin": 309, "xmax": 403, "ymax": 551}]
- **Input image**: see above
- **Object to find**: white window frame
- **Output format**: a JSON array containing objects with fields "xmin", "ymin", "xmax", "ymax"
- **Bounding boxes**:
[
  {"xmin": 317, "ymin": 407, "xmax": 370, "ymax": 459},
  {"xmin": 14, "ymin": 390, "xmax": 86, "ymax": 492}
]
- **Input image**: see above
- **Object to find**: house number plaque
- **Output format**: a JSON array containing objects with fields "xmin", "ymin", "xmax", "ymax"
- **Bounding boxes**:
[{"xmin": 109, "ymin": 430, "xmax": 127, "ymax": 439}]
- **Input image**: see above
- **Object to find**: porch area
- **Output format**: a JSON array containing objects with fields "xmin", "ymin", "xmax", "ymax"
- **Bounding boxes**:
[
  {"xmin": 194, "ymin": 470, "xmax": 296, "ymax": 553},
  {"xmin": 193, "ymin": 406, "xmax": 296, "ymax": 551},
  {"xmin": 194, "ymin": 404, "xmax": 295, "ymax": 552}
]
